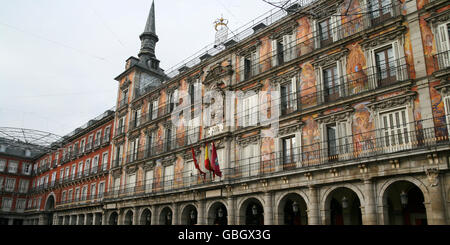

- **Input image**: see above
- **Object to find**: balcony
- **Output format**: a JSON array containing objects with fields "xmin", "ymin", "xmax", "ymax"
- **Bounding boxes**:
[
  {"xmin": 118, "ymin": 97, "xmax": 128, "ymax": 111},
  {"xmin": 85, "ymin": 142, "xmax": 93, "ymax": 153},
  {"xmin": 93, "ymin": 138, "xmax": 101, "ymax": 149},
  {"xmin": 433, "ymin": 50, "xmax": 450, "ymax": 78},
  {"xmin": 115, "ymin": 126, "xmax": 125, "ymax": 138}
]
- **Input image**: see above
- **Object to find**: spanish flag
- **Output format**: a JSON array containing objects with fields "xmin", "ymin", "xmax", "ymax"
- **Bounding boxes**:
[{"xmin": 205, "ymin": 144, "xmax": 213, "ymax": 172}]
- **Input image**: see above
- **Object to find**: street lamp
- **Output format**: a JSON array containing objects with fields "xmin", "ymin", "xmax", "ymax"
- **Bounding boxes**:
[
  {"xmin": 190, "ymin": 210, "xmax": 196, "ymax": 220},
  {"xmin": 292, "ymin": 201, "xmax": 299, "ymax": 213},
  {"xmin": 252, "ymin": 205, "xmax": 258, "ymax": 215},
  {"xmin": 400, "ymin": 191, "xmax": 408, "ymax": 207},
  {"xmin": 167, "ymin": 211, "xmax": 172, "ymax": 224},
  {"xmin": 218, "ymin": 208, "xmax": 224, "ymax": 218},
  {"xmin": 342, "ymin": 196, "xmax": 349, "ymax": 209}
]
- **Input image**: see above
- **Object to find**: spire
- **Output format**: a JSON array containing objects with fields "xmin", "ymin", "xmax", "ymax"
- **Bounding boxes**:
[
  {"xmin": 139, "ymin": 0, "xmax": 159, "ymax": 61},
  {"xmin": 144, "ymin": 0, "xmax": 156, "ymax": 34}
]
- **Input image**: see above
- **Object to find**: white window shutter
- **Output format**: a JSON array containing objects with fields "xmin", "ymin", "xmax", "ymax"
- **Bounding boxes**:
[
  {"xmin": 283, "ymin": 35, "xmax": 289, "ymax": 62},
  {"xmin": 251, "ymin": 95, "xmax": 258, "ymax": 126},
  {"xmin": 291, "ymin": 76, "xmax": 297, "ymax": 110},
  {"xmin": 331, "ymin": 16, "xmax": 338, "ymax": 41},
  {"xmin": 444, "ymin": 97, "xmax": 450, "ymax": 137},
  {"xmin": 438, "ymin": 24, "xmax": 450, "ymax": 52},
  {"xmin": 240, "ymin": 56, "xmax": 246, "ymax": 81},
  {"xmin": 271, "ymin": 39, "xmax": 278, "ymax": 67}
]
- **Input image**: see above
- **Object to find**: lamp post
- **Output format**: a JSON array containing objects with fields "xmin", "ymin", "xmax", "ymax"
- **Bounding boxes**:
[
  {"xmin": 252, "ymin": 205, "xmax": 258, "ymax": 216},
  {"xmin": 292, "ymin": 201, "xmax": 299, "ymax": 213},
  {"xmin": 400, "ymin": 191, "xmax": 408, "ymax": 207},
  {"xmin": 166, "ymin": 211, "xmax": 172, "ymax": 225},
  {"xmin": 342, "ymin": 196, "xmax": 349, "ymax": 209}
]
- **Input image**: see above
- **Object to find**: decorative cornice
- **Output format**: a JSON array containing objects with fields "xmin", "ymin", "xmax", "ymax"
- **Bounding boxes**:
[
  {"xmin": 315, "ymin": 106, "xmax": 354, "ymax": 124},
  {"xmin": 204, "ymin": 63, "xmax": 234, "ymax": 85},
  {"xmin": 235, "ymin": 133, "xmax": 260, "ymax": 147},
  {"xmin": 270, "ymin": 20, "xmax": 299, "ymax": 39},
  {"xmin": 270, "ymin": 68, "xmax": 300, "ymax": 84},
  {"xmin": 278, "ymin": 122, "xmax": 303, "ymax": 136},
  {"xmin": 126, "ymin": 165, "xmax": 137, "ymax": 175},
  {"xmin": 312, "ymin": 48, "xmax": 349, "ymax": 67},
  {"xmin": 367, "ymin": 91, "xmax": 417, "ymax": 111},
  {"xmin": 434, "ymin": 81, "xmax": 450, "ymax": 97},
  {"xmin": 120, "ymin": 79, "xmax": 131, "ymax": 91},
  {"xmin": 425, "ymin": 8, "xmax": 450, "ymax": 25},
  {"xmin": 361, "ymin": 25, "xmax": 407, "ymax": 49},
  {"xmin": 238, "ymin": 40, "xmax": 262, "ymax": 57}
]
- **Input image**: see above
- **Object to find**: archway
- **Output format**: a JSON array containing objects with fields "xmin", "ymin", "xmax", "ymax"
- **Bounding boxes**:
[
  {"xmin": 326, "ymin": 187, "xmax": 362, "ymax": 225},
  {"xmin": 109, "ymin": 212, "xmax": 118, "ymax": 225},
  {"xmin": 159, "ymin": 207, "xmax": 173, "ymax": 225},
  {"xmin": 140, "ymin": 209, "xmax": 152, "ymax": 225},
  {"xmin": 124, "ymin": 210, "xmax": 133, "ymax": 225},
  {"xmin": 44, "ymin": 195, "xmax": 55, "ymax": 225},
  {"xmin": 383, "ymin": 181, "xmax": 427, "ymax": 225},
  {"xmin": 278, "ymin": 193, "xmax": 308, "ymax": 225},
  {"xmin": 181, "ymin": 205, "xmax": 198, "ymax": 225},
  {"xmin": 207, "ymin": 202, "xmax": 228, "ymax": 225},
  {"xmin": 239, "ymin": 198, "xmax": 264, "ymax": 225}
]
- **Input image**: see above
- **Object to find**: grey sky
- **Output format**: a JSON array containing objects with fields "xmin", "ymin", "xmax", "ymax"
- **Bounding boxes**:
[{"xmin": 0, "ymin": 0, "xmax": 275, "ymax": 136}]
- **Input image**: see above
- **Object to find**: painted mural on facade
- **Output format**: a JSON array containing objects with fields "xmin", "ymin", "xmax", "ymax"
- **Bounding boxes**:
[
  {"xmin": 174, "ymin": 155, "xmax": 184, "ymax": 188},
  {"xmin": 346, "ymin": 43, "xmax": 368, "ymax": 95},
  {"xmin": 176, "ymin": 113, "xmax": 186, "ymax": 147},
  {"xmin": 296, "ymin": 16, "xmax": 313, "ymax": 57},
  {"xmin": 153, "ymin": 160, "xmax": 163, "ymax": 192},
  {"xmin": 340, "ymin": 0, "xmax": 364, "ymax": 38},
  {"xmin": 352, "ymin": 102, "xmax": 375, "ymax": 156},
  {"xmin": 260, "ymin": 36, "xmax": 272, "ymax": 72},
  {"xmin": 156, "ymin": 123, "xmax": 165, "ymax": 153},
  {"xmin": 299, "ymin": 62, "xmax": 317, "ymax": 108},
  {"xmin": 158, "ymin": 90, "xmax": 167, "ymax": 116},
  {"xmin": 430, "ymin": 81, "xmax": 448, "ymax": 140},
  {"xmin": 419, "ymin": 15, "xmax": 437, "ymax": 75},
  {"xmin": 404, "ymin": 25, "xmax": 416, "ymax": 79},
  {"xmin": 301, "ymin": 115, "xmax": 320, "ymax": 165},
  {"xmin": 261, "ymin": 137, "xmax": 275, "ymax": 174}
]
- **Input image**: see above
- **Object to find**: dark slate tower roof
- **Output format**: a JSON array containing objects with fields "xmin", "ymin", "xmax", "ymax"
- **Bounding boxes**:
[{"xmin": 139, "ymin": 0, "xmax": 159, "ymax": 60}]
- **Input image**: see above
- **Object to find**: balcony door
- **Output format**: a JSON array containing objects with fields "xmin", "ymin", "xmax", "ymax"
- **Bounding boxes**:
[
  {"xmin": 323, "ymin": 66, "xmax": 340, "ymax": 103},
  {"xmin": 369, "ymin": 0, "xmax": 392, "ymax": 26},
  {"xmin": 375, "ymin": 46, "xmax": 396, "ymax": 87}
]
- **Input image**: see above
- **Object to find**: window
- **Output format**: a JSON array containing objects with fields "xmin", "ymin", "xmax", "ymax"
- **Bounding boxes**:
[
  {"xmin": 92, "ymin": 156, "xmax": 99, "ymax": 173},
  {"xmin": 166, "ymin": 127, "xmax": 172, "ymax": 151},
  {"xmin": 281, "ymin": 76, "xmax": 298, "ymax": 115},
  {"xmin": 145, "ymin": 170, "xmax": 153, "ymax": 193},
  {"xmin": 59, "ymin": 169, "xmax": 64, "ymax": 183},
  {"xmin": 16, "ymin": 199, "xmax": 26, "ymax": 212},
  {"xmin": 126, "ymin": 173, "xmax": 136, "ymax": 194},
  {"xmin": 113, "ymin": 177, "xmax": 120, "ymax": 197},
  {"xmin": 118, "ymin": 117, "xmax": 126, "ymax": 134},
  {"xmin": 8, "ymin": 161, "xmax": 18, "ymax": 173},
  {"xmin": 0, "ymin": 177, "xmax": 3, "ymax": 191},
  {"xmin": 71, "ymin": 164, "xmax": 76, "ymax": 180},
  {"xmin": 84, "ymin": 159, "xmax": 91, "ymax": 176},
  {"xmin": 44, "ymin": 175, "xmax": 49, "ymax": 188},
  {"xmin": 62, "ymin": 191, "xmax": 67, "ymax": 204},
  {"xmin": 319, "ymin": 19, "xmax": 332, "ymax": 47},
  {"xmin": 2, "ymin": 198, "xmax": 12, "ymax": 212},
  {"xmin": 19, "ymin": 179, "xmax": 29, "ymax": 193},
  {"xmin": 241, "ymin": 144, "xmax": 260, "ymax": 177},
  {"xmin": 51, "ymin": 172, "xmax": 56, "ymax": 186},
  {"xmin": 375, "ymin": 46, "xmax": 396, "ymax": 87},
  {"xmin": 80, "ymin": 139, "xmax": 85, "ymax": 153},
  {"xmin": 102, "ymin": 152, "xmax": 109, "ymax": 171},
  {"xmin": 78, "ymin": 162, "xmax": 83, "ymax": 178},
  {"xmin": 323, "ymin": 65, "xmax": 340, "ymax": 102},
  {"xmin": 0, "ymin": 145, "xmax": 5, "ymax": 153},
  {"xmin": 436, "ymin": 22, "xmax": 450, "ymax": 69},
  {"xmin": 65, "ymin": 167, "xmax": 70, "ymax": 180},
  {"xmin": 187, "ymin": 117, "xmax": 200, "ymax": 144},
  {"xmin": 87, "ymin": 135, "xmax": 94, "ymax": 149},
  {"xmin": 68, "ymin": 189, "xmax": 73, "ymax": 202},
  {"xmin": 95, "ymin": 130, "xmax": 102, "ymax": 146},
  {"xmin": 129, "ymin": 138, "xmax": 139, "ymax": 162},
  {"xmin": 240, "ymin": 93, "xmax": 259, "ymax": 128},
  {"xmin": 0, "ymin": 159, "xmax": 6, "ymax": 172},
  {"xmin": 75, "ymin": 188, "xmax": 80, "ymax": 201},
  {"xmin": 380, "ymin": 109, "xmax": 410, "ymax": 152},
  {"xmin": 98, "ymin": 182, "xmax": 105, "ymax": 198},
  {"xmin": 368, "ymin": 0, "xmax": 392, "ymax": 25},
  {"xmin": 5, "ymin": 178, "xmax": 16, "ymax": 192},
  {"xmin": 164, "ymin": 165, "xmax": 174, "ymax": 191},
  {"xmin": 152, "ymin": 100, "xmax": 159, "ymax": 120},
  {"xmin": 444, "ymin": 96, "xmax": 450, "ymax": 137},
  {"xmin": 240, "ymin": 49, "xmax": 260, "ymax": 81},
  {"xmin": 91, "ymin": 183, "xmax": 97, "ymax": 200},
  {"xmin": 81, "ymin": 186, "xmax": 88, "ymax": 201},
  {"xmin": 282, "ymin": 136, "xmax": 297, "ymax": 170},
  {"xmin": 104, "ymin": 127, "xmax": 111, "ymax": 142}
]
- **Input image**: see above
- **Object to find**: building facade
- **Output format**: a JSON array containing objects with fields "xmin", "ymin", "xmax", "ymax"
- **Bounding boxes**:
[{"xmin": 1, "ymin": 0, "xmax": 450, "ymax": 225}]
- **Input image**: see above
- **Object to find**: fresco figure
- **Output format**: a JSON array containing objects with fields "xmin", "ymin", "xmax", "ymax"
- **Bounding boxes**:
[{"xmin": 300, "ymin": 62, "xmax": 317, "ymax": 108}]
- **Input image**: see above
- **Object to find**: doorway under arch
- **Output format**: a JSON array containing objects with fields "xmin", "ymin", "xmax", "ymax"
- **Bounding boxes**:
[
  {"xmin": 326, "ymin": 187, "xmax": 362, "ymax": 225},
  {"xmin": 159, "ymin": 207, "xmax": 173, "ymax": 225},
  {"xmin": 44, "ymin": 195, "xmax": 55, "ymax": 225},
  {"xmin": 109, "ymin": 212, "xmax": 118, "ymax": 225},
  {"xmin": 383, "ymin": 181, "xmax": 427, "ymax": 225},
  {"xmin": 140, "ymin": 208, "xmax": 152, "ymax": 225},
  {"xmin": 207, "ymin": 202, "xmax": 228, "ymax": 225},
  {"xmin": 239, "ymin": 198, "xmax": 264, "ymax": 225},
  {"xmin": 278, "ymin": 193, "xmax": 308, "ymax": 225},
  {"xmin": 181, "ymin": 205, "xmax": 198, "ymax": 225},
  {"xmin": 124, "ymin": 210, "xmax": 133, "ymax": 225}
]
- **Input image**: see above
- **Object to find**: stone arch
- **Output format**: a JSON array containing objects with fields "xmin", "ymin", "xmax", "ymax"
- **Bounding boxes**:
[
  {"xmin": 320, "ymin": 184, "xmax": 365, "ymax": 225},
  {"xmin": 206, "ymin": 200, "xmax": 228, "ymax": 225},
  {"xmin": 108, "ymin": 211, "xmax": 119, "ymax": 225},
  {"xmin": 44, "ymin": 193, "xmax": 56, "ymax": 225},
  {"xmin": 158, "ymin": 206, "xmax": 173, "ymax": 225},
  {"xmin": 237, "ymin": 196, "xmax": 265, "ymax": 225},
  {"xmin": 180, "ymin": 203, "xmax": 198, "ymax": 225},
  {"xmin": 138, "ymin": 207, "xmax": 152, "ymax": 225},
  {"xmin": 378, "ymin": 177, "xmax": 430, "ymax": 225},
  {"xmin": 124, "ymin": 209, "xmax": 134, "ymax": 225},
  {"xmin": 275, "ymin": 191, "xmax": 309, "ymax": 225}
]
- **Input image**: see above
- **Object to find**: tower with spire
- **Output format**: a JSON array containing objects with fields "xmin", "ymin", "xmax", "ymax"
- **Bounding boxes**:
[{"xmin": 115, "ymin": 0, "xmax": 165, "ymax": 96}]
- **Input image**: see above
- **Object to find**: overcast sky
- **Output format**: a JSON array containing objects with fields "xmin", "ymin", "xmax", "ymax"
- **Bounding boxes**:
[{"xmin": 0, "ymin": 0, "xmax": 275, "ymax": 137}]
